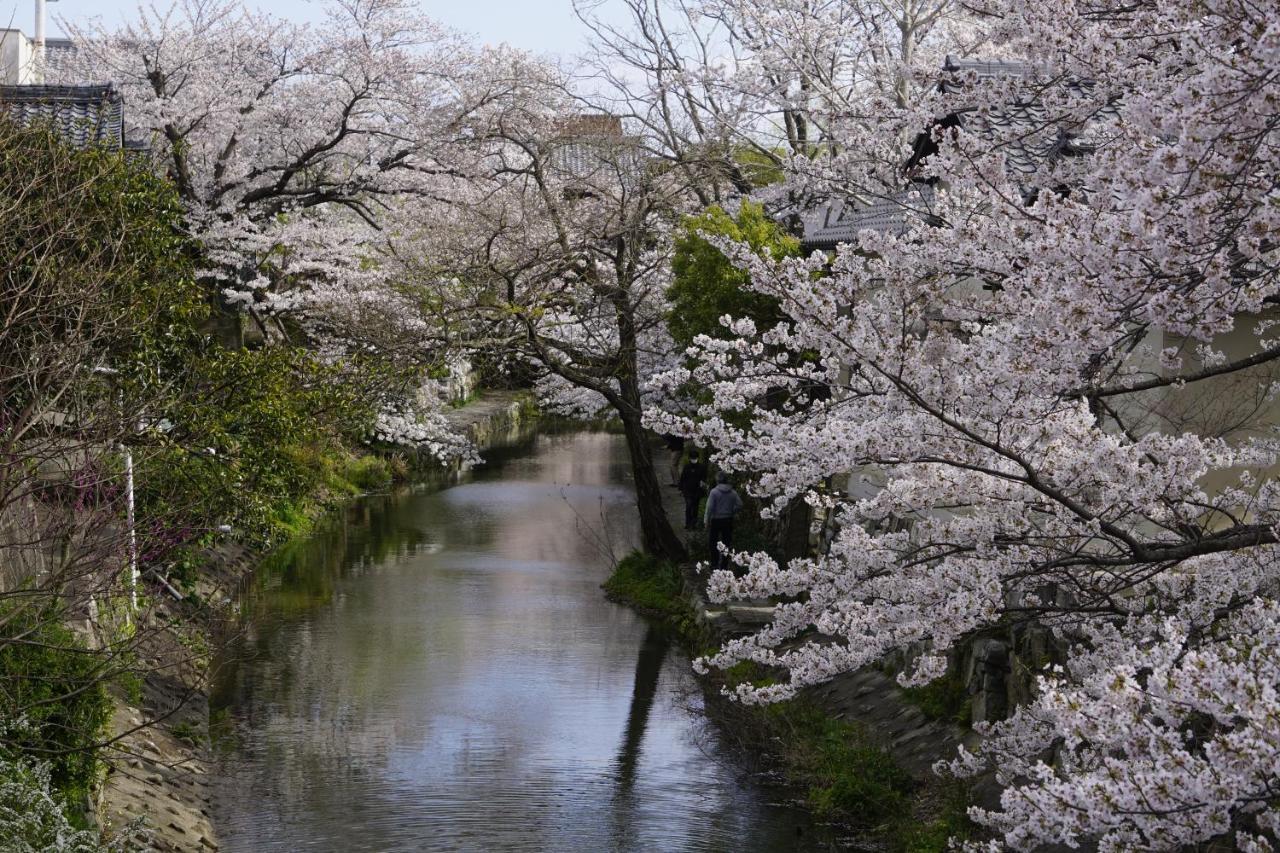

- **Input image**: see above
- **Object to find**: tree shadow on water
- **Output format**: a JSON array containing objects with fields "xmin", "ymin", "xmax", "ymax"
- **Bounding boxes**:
[{"xmin": 613, "ymin": 624, "xmax": 669, "ymax": 795}]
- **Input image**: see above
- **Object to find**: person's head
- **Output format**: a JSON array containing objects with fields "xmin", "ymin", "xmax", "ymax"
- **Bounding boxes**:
[
  {"xmin": 688, "ymin": 450, "xmax": 699, "ymax": 462},
  {"xmin": 716, "ymin": 471, "xmax": 729, "ymax": 485}
]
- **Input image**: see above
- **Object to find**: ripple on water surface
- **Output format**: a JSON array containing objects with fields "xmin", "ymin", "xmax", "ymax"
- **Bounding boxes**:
[{"xmin": 211, "ymin": 431, "xmax": 843, "ymax": 852}]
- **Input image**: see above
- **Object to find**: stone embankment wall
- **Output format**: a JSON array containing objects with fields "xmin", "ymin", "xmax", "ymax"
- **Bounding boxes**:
[
  {"xmin": 442, "ymin": 391, "xmax": 530, "ymax": 449},
  {"xmin": 96, "ymin": 543, "xmax": 257, "ymax": 851}
]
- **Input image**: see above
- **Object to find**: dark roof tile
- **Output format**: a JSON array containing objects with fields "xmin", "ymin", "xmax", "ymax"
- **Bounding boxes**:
[{"xmin": 0, "ymin": 84, "xmax": 124, "ymax": 148}]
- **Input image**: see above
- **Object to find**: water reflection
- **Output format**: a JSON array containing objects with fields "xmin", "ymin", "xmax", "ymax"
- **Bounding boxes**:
[
  {"xmin": 212, "ymin": 431, "xmax": 839, "ymax": 852},
  {"xmin": 614, "ymin": 626, "xmax": 669, "ymax": 793}
]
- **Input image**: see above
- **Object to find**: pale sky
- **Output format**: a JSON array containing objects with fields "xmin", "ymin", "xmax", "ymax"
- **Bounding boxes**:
[{"xmin": 0, "ymin": 0, "xmax": 622, "ymax": 57}]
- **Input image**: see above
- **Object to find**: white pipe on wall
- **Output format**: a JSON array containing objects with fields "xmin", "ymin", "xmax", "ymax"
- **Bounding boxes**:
[{"xmin": 33, "ymin": 0, "xmax": 45, "ymax": 64}]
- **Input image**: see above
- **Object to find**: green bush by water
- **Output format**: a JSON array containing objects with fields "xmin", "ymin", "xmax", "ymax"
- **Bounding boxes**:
[
  {"xmin": 0, "ymin": 604, "xmax": 112, "ymax": 813},
  {"xmin": 602, "ymin": 552, "xmax": 683, "ymax": 615},
  {"xmin": 601, "ymin": 552, "xmax": 704, "ymax": 642}
]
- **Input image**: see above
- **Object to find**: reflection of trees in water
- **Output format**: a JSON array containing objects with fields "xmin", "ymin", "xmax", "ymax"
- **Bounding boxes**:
[
  {"xmin": 208, "ymin": 430, "xmax": 843, "ymax": 852},
  {"xmin": 614, "ymin": 625, "xmax": 669, "ymax": 793}
]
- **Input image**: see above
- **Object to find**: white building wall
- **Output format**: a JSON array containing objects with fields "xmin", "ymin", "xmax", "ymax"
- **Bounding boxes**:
[{"xmin": 0, "ymin": 29, "xmax": 35, "ymax": 85}]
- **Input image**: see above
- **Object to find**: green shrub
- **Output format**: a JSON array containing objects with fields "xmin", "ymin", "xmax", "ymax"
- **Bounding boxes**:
[
  {"xmin": 343, "ymin": 455, "xmax": 393, "ymax": 492},
  {"xmin": 139, "ymin": 346, "xmax": 390, "ymax": 547},
  {"xmin": 0, "ymin": 604, "xmax": 112, "ymax": 811},
  {"xmin": 602, "ymin": 552, "xmax": 683, "ymax": 614}
]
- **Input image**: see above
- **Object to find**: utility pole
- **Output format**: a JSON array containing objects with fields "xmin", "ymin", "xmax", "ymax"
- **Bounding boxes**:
[{"xmin": 92, "ymin": 366, "xmax": 139, "ymax": 620}]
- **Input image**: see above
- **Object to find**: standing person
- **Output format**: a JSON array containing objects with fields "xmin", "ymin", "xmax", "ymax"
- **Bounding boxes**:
[
  {"xmin": 677, "ymin": 450, "xmax": 708, "ymax": 531},
  {"xmin": 662, "ymin": 434, "xmax": 685, "ymax": 486},
  {"xmin": 704, "ymin": 471, "xmax": 743, "ymax": 573}
]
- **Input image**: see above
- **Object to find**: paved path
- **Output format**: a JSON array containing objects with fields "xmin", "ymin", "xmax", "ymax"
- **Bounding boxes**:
[{"xmin": 442, "ymin": 391, "xmax": 525, "ymax": 434}]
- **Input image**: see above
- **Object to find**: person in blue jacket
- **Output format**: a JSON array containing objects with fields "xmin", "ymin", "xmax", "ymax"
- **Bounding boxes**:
[{"xmin": 704, "ymin": 471, "xmax": 743, "ymax": 572}]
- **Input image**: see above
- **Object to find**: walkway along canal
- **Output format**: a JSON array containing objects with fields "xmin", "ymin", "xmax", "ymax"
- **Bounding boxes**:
[{"xmin": 210, "ymin": 430, "xmax": 842, "ymax": 851}]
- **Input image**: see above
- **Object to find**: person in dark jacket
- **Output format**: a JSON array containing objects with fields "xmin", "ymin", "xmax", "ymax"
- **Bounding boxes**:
[
  {"xmin": 677, "ymin": 450, "xmax": 708, "ymax": 530},
  {"xmin": 704, "ymin": 471, "xmax": 743, "ymax": 572}
]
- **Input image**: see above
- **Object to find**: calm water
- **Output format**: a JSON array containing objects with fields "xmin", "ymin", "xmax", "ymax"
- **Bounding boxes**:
[{"xmin": 210, "ymin": 431, "xmax": 840, "ymax": 852}]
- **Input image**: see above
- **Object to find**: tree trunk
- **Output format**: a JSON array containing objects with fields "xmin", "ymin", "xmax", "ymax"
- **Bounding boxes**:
[
  {"xmin": 781, "ymin": 497, "xmax": 812, "ymax": 562},
  {"xmin": 618, "ymin": 407, "xmax": 687, "ymax": 562}
]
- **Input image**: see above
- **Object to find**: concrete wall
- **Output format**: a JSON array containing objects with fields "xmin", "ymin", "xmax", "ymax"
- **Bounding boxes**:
[{"xmin": 0, "ymin": 29, "xmax": 34, "ymax": 85}]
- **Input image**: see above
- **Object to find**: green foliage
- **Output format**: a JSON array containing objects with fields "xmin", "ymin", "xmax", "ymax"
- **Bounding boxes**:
[
  {"xmin": 113, "ymin": 669, "xmax": 144, "ymax": 706},
  {"xmin": 0, "ymin": 604, "xmax": 112, "ymax": 811},
  {"xmin": 900, "ymin": 669, "xmax": 972, "ymax": 727},
  {"xmin": 892, "ymin": 783, "xmax": 976, "ymax": 852},
  {"xmin": 138, "ymin": 347, "xmax": 387, "ymax": 547},
  {"xmin": 0, "ymin": 119, "xmax": 204, "ymax": 384},
  {"xmin": 733, "ymin": 146, "xmax": 787, "ymax": 187},
  {"xmin": 668, "ymin": 201, "xmax": 800, "ymax": 350},
  {"xmin": 169, "ymin": 720, "xmax": 204, "ymax": 748},
  {"xmin": 720, "ymin": 663, "xmax": 913, "ymax": 827}
]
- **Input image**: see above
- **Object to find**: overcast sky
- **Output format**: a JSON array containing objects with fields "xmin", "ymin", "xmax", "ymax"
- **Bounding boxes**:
[{"xmin": 0, "ymin": 0, "xmax": 621, "ymax": 57}]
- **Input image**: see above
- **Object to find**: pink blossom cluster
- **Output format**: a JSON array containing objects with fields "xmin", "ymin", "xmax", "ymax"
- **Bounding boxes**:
[{"xmin": 651, "ymin": 0, "xmax": 1280, "ymax": 847}]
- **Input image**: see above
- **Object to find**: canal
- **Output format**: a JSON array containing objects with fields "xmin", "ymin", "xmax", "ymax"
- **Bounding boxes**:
[{"xmin": 211, "ymin": 430, "xmax": 839, "ymax": 851}]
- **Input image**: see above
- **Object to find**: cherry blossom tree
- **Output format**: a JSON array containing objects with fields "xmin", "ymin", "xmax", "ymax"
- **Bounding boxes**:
[
  {"xmin": 58, "ymin": 0, "xmax": 473, "ymax": 455},
  {"xmin": 388, "ymin": 49, "xmax": 701, "ymax": 559},
  {"xmin": 649, "ymin": 0, "xmax": 1280, "ymax": 848},
  {"xmin": 574, "ymin": 0, "xmax": 979, "ymax": 211}
]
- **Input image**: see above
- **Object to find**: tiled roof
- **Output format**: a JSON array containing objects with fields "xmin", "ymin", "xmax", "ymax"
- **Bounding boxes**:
[
  {"xmin": 940, "ymin": 56, "xmax": 1032, "ymax": 83},
  {"xmin": 803, "ymin": 185, "xmax": 938, "ymax": 250},
  {"xmin": 803, "ymin": 56, "xmax": 1111, "ymax": 250},
  {"xmin": 0, "ymin": 84, "xmax": 124, "ymax": 148},
  {"xmin": 549, "ymin": 114, "xmax": 645, "ymax": 189},
  {"xmin": 939, "ymin": 55, "xmax": 1108, "ymax": 176}
]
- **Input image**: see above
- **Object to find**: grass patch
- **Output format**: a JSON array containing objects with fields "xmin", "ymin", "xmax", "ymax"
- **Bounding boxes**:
[
  {"xmin": 891, "ymin": 781, "xmax": 976, "ymax": 852},
  {"xmin": 601, "ymin": 551, "xmax": 707, "ymax": 643},
  {"xmin": 602, "ymin": 552, "xmax": 684, "ymax": 616},
  {"xmin": 899, "ymin": 669, "xmax": 972, "ymax": 727}
]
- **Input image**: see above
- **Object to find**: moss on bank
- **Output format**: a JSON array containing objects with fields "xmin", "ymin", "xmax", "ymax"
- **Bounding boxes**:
[
  {"xmin": 899, "ymin": 668, "xmax": 972, "ymax": 728},
  {"xmin": 602, "ymin": 549, "xmax": 975, "ymax": 852}
]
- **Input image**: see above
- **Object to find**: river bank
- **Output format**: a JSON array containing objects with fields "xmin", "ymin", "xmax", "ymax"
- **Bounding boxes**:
[
  {"xmin": 601, "ymin": 485, "xmax": 987, "ymax": 851},
  {"xmin": 94, "ymin": 392, "xmax": 535, "ymax": 851}
]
